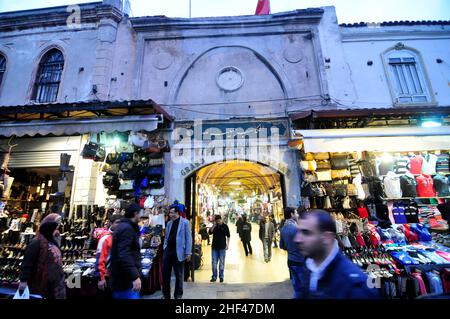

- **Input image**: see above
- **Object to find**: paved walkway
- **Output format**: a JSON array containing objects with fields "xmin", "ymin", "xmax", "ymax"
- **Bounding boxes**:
[
  {"xmin": 144, "ymin": 280, "xmax": 294, "ymax": 299},
  {"xmin": 145, "ymin": 221, "xmax": 293, "ymax": 299}
]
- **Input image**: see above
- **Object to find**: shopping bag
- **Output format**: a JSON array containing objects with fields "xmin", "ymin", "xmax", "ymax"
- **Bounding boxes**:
[{"xmin": 13, "ymin": 287, "xmax": 30, "ymax": 299}]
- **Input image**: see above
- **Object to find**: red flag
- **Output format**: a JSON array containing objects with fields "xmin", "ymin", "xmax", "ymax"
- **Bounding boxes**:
[{"xmin": 255, "ymin": 0, "xmax": 270, "ymax": 15}]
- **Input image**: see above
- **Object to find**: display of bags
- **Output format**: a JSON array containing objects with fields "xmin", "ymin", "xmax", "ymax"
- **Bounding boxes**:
[
  {"xmin": 314, "ymin": 152, "xmax": 330, "ymax": 160},
  {"xmin": 331, "ymin": 169, "xmax": 351, "ymax": 180},
  {"xmin": 119, "ymin": 180, "xmax": 134, "ymax": 191},
  {"xmin": 103, "ymin": 173, "xmax": 120, "ymax": 190},
  {"xmin": 301, "ymin": 160, "xmax": 317, "ymax": 172},
  {"xmin": 301, "ymin": 181, "xmax": 315, "ymax": 197},
  {"xmin": 333, "ymin": 184, "xmax": 348, "ymax": 197},
  {"xmin": 304, "ymin": 173, "xmax": 318, "ymax": 183},
  {"xmin": 316, "ymin": 160, "xmax": 331, "ymax": 170},
  {"xmin": 106, "ymin": 153, "xmax": 121, "ymax": 164},
  {"xmin": 347, "ymin": 184, "xmax": 358, "ymax": 197},
  {"xmin": 330, "ymin": 153, "xmax": 349, "ymax": 169},
  {"xmin": 81, "ymin": 141, "xmax": 105, "ymax": 161},
  {"xmin": 316, "ymin": 170, "xmax": 332, "ymax": 181}
]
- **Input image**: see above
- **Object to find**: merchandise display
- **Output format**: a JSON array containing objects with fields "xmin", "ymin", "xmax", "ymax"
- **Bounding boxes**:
[{"xmin": 300, "ymin": 149, "xmax": 450, "ymax": 299}]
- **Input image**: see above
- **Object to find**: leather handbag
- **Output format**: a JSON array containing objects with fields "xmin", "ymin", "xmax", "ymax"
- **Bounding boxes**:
[
  {"xmin": 81, "ymin": 142, "xmax": 105, "ymax": 161},
  {"xmin": 316, "ymin": 160, "xmax": 331, "ymax": 170},
  {"xmin": 301, "ymin": 181, "xmax": 315, "ymax": 197},
  {"xmin": 333, "ymin": 184, "xmax": 348, "ymax": 197},
  {"xmin": 316, "ymin": 170, "xmax": 332, "ymax": 181},
  {"xmin": 314, "ymin": 152, "xmax": 330, "ymax": 160},
  {"xmin": 301, "ymin": 160, "xmax": 317, "ymax": 172},
  {"xmin": 323, "ymin": 196, "xmax": 332, "ymax": 209},
  {"xmin": 305, "ymin": 153, "xmax": 315, "ymax": 161},
  {"xmin": 120, "ymin": 160, "xmax": 134, "ymax": 172},
  {"xmin": 305, "ymin": 173, "xmax": 318, "ymax": 183},
  {"xmin": 330, "ymin": 153, "xmax": 349, "ymax": 169},
  {"xmin": 347, "ymin": 184, "xmax": 358, "ymax": 196},
  {"xmin": 331, "ymin": 169, "xmax": 351, "ymax": 180},
  {"xmin": 322, "ymin": 183, "xmax": 334, "ymax": 196},
  {"xmin": 103, "ymin": 173, "xmax": 120, "ymax": 190},
  {"xmin": 106, "ymin": 153, "xmax": 121, "ymax": 164}
]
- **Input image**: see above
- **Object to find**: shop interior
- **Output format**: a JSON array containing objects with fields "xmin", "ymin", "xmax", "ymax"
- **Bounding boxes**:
[{"xmin": 188, "ymin": 160, "xmax": 290, "ymax": 283}]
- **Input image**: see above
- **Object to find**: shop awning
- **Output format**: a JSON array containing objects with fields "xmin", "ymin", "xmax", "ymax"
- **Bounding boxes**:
[
  {"xmin": 0, "ymin": 115, "xmax": 162, "ymax": 137},
  {"xmin": 296, "ymin": 126, "xmax": 450, "ymax": 153}
]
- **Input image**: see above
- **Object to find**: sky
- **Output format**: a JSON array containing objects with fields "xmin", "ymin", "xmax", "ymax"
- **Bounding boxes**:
[{"xmin": 0, "ymin": 0, "xmax": 449, "ymax": 23}]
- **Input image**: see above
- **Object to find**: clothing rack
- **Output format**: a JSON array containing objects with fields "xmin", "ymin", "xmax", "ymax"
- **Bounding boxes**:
[{"xmin": 404, "ymin": 264, "xmax": 450, "ymax": 274}]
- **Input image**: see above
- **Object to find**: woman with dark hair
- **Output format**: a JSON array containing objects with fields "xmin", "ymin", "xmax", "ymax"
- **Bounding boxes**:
[{"xmin": 18, "ymin": 213, "xmax": 66, "ymax": 299}]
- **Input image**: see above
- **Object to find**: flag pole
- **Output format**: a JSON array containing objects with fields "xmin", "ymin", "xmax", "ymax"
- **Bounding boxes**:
[{"xmin": 189, "ymin": 0, "xmax": 192, "ymax": 18}]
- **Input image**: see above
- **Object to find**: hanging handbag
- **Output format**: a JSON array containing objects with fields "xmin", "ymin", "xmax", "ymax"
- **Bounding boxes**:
[
  {"xmin": 347, "ymin": 184, "xmax": 358, "ymax": 197},
  {"xmin": 316, "ymin": 170, "xmax": 332, "ymax": 181},
  {"xmin": 301, "ymin": 181, "xmax": 315, "ymax": 197},
  {"xmin": 330, "ymin": 153, "xmax": 349, "ymax": 169},
  {"xmin": 81, "ymin": 141, "xmax": 105, "ymax": 161},
  {"xmin": 144, "ymin": 196, "xmax": 155, "ymax": 209},
  {"xmin": 316, "ymin": 160, "xmax": 331, "ymax": 170},
  {"xmin": 146, "ymin": 165, "xmax": 164, "ymax": 177},
  {"xmin": 322, "ymin": 183, "xmax": 334, "ymax": 197},
  {"xmin": 300, "ymin": 160, "xmax": 317, "ymax": 172},
  {"xmin": 103, "ymin": 173, "xmax": 120, "ymax": 190},
  {"xmin": 333, "ymin": 184, "xmax": 348, "ymax": 197},
  {"xmin": 314, "ymin": 152, "xmax": 330, "ymax": 160},
  {"xmin": 305, "ymin": 172, "xmax": 318, "ymax": 183},
  {"xmin": 343, "ymin": 196, "xmax": 352, "ymax": 209},
  {"xmin": 323, "ymin": 196, "xmax": 332, "ymax": 209},
  {"xmin": 120, "ymin": 160, "xmax": 134, "ymax": 172},
  {"xmin": 106, "ymin": 153, "xmax": 121, "ymax": 164},
  {"xmin": 331, "ymin": 169, "xmax": 351, "ymax": 180},
  {"xmin": 119, "ymin": 180, "xmax": 134, "ymax": 191}
]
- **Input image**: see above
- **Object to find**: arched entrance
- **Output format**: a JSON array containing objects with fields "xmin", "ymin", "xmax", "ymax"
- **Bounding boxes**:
[{"xmin": 185, "ymin": 160, "xmax": 290, "ymax": 283}]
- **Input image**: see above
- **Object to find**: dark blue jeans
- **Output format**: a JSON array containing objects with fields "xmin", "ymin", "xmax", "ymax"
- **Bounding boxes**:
[
  {"xmin": 289, "ymin": 264, "xmax": 305, "ymax": 299},
  {"xmin": 211, "ymin": 249, "xmax": 226, "ymax": 280}
]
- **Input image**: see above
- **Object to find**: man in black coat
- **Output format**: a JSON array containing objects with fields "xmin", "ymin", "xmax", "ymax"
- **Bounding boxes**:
[
  {"xmin": 110, "ymin": 203, "xmax": 142, "ymax": 299},
  {"xmin": 240, "ymin": 215, "xmax": 252, "ymax": 256},
  {"xmin": 259, "ymin": 214, "xmax": 275, "ymax": 263}
]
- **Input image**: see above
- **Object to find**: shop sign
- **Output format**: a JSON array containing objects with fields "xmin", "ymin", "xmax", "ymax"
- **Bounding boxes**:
[{"xmin": 180, "ymin": 158, "xmax": 206, "ymax": 177}]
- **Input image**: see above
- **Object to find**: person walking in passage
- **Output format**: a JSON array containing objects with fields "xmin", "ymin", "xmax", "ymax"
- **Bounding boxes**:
[
  {"xmin": 240, "ymin": 215, "xmax": 252, "ymax": 256},
  {"xmin": 96, "ymin": 214, "xmax": 122, "ymax": 294},
  {"xmin": 259, "ymin": 214, "xmax": 275, "ymax": 263},
  {"xmin": 110, "ymin": 204, "xmax": 142, "ymax": 299},
  {"xmin": 280, "ymin": 207, "xmax": 305, "ymax": 299},
  {"xmin": 208, "ymin": 215, "xmax": 230, "ymax": 283},
  {"xmin": 19, "ymin": 213, "xmax": 66, "ymax": 299},
  {"xmin": 162, "ymin": 205, "xmax": 192, "ymax": 299},
  {"xmin": 294, "ymin": 209, "xmax": 380, "ymax": 299}
]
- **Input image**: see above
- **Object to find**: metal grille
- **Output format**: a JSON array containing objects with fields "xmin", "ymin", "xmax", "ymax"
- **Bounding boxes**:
[{"xmin": 33, "ymin": 49, "xmax": 64, "ymax": 103}]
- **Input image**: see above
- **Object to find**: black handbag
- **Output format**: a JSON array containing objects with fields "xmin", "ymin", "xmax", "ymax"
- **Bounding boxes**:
[
  {"xmin": 331, "ymin": 154, "xmax": 349, "ymax": 169},
  {"xmin": 301, "ymin": 181, "xmax": 315, "ymax": 197},
  {"xmin": 333, "ymin": 184, "xmax": 347, "ymax": 197},
  {"xmin": 106, "ymin": 153, "xmax": 121, "ymax": 164},
  {"xmin": 81, "ymin": 142, "xmax": 105, "ymax": 161},
  {"xmin": 102, "ymin": 173, "xmax": 120, "ymax": 190}
]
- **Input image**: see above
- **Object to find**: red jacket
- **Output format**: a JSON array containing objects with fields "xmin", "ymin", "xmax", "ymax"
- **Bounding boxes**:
[
  {"xmin": 98, "ymin": 234, "xmax": 113, "ymax": 281},
  {"xmin": 416, "ymin": 174, "xmax": 436, "ymax": 198}
]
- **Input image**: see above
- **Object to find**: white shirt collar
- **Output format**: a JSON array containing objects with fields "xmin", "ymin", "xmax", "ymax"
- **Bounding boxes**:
[{"xmin": 305, "ymin": 240, "xmax": 340, "ymax": 274}]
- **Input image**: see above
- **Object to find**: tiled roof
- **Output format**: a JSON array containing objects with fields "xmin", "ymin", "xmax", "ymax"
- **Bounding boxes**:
[{"xmin": 340, "ymin": 20, "xmax": 450, "ymax": 27}]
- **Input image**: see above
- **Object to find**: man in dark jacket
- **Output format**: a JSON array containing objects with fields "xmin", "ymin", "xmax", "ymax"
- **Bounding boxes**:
[
  {"xmin": 280, "ymin": 207, "xmax": 305, "ymax": 299},
  {"xmin": 259, "ymin": 214, "xmax": 275, "ymax": 263},
  {"xmin": 294, "ymin": 209, "xmax": 379, "ymax": 299},
  {"xmin": 110, "ymin": 203, "xmax": 142, "ymax": 299},
  {"xmin": 240, "ymin": 215, "xmax": 252, "ymax": 256}
]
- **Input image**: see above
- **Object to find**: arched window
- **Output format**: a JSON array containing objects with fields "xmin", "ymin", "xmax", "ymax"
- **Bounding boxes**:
[
  {"xmin": 383, "ymin": 46, "xmax": 432, "ymax": 105},
  {"xmin": 32, "ymin": 49, "xmax": 64, "ymax": 103},
  {"xmin": 0, "ymin": 54, "xmax": 6, "ymax": 90}
]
